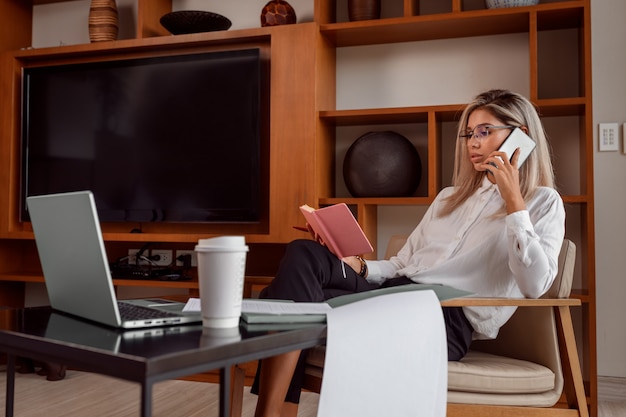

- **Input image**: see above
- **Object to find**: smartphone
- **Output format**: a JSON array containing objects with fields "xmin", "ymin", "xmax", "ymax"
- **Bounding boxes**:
[{"xmin": 497, "ymin": 127, "xmax": 536, "ymax": 167}]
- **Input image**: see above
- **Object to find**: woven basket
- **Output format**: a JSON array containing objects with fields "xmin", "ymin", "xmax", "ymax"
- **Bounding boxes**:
[{"xmin": 485, "ymin": 0, "xmax": 539, "ymax": 8}]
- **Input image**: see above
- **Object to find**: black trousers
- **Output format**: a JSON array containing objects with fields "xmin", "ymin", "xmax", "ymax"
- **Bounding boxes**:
[{"xmin": 251, "ymin": 239, "xmax": 474, "ymax": 404}]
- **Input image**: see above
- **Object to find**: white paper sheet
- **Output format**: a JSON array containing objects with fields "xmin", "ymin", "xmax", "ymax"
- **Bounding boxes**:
[
  {"xmin": 182, "ymin": 298, "xmax": 331, "ymax": 315},
  {"xmin": 182, "ymin": 298, "xmax": 201, "ymax": 312},
  {"xmin": 317, "ymin": 290, "xmax": 447, "ymax": 417},
  {"xmin": 241, "ymin": 299, "xmax": 332, "ymax": 315}
]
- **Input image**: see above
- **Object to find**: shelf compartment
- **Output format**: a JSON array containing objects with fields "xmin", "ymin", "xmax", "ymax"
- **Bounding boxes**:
[
  {"xmin": 320, "ymin": 98, "xmax": 586, "ymax": 124},
  {"xmin": 322, "ymin": 194, "xmax": 590, "ymax": 207},
  {"xmin": 320, "ymin": 104, "xmax": 462, "ymax": 125},
  {"xmin": 537, "ymin": 27, "xmax": 585, "ymax": 99},
  {"xmin": 320, "ymin": 3, "xmax": 585, "ymax": 47},
  {"xmin": 12, "ymin": 28, "xmax": 273, "ymax": 62},
  {"xmin": 535, "ymin": 98, "xmax": 586, "ymax": 116},
  {"xmin": 320, "ymin": 98, "xmax": 589, "ymax": 202},
  {"xmin": 321, "ymin": 12, "xmax": 529, "ymax": 46},
  {"xmin": 321, "ymin": 107, "xmax": 451, "ymax": 202},
  {"xmin": 320, "ymin": 196, "xmax": 434, "ymax": 205},
  {"xmin": 318, "ymin": 0, "xmax": 583, "ymax": 23}
]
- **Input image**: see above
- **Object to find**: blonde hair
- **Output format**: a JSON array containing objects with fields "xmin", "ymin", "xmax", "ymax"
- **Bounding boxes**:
[{"xmin": 440, "ymin": 89, "xmax": 555, "ymax": 216}]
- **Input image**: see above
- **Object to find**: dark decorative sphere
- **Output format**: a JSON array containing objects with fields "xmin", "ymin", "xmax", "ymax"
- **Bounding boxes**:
[
  {"xmin": 260, "ymin": 0, "xmax": 297, "ymax": 27},
  {"xmin": 343, "ymin": 131, "xmax": 421, "ymax": 197}
]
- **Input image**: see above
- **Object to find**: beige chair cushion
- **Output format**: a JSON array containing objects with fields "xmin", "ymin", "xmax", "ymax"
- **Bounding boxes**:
[
  {"xmin": 307, "ymin": 348, "xmax": 555, "ymax": 395},
  {"xmin": 448, "ymin": 350, "xmax": 555, "ymax": 394}
]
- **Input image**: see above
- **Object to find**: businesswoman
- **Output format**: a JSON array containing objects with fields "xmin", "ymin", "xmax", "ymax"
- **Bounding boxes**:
[{"xmin": 253, "ymin": 89, "xmax": 565, "ymax": 417}]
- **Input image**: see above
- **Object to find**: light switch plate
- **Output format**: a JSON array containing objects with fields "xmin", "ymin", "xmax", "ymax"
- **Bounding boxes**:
[{"xmin": 599, "ymin": 123, "xmax": 619, "ymax": 151}]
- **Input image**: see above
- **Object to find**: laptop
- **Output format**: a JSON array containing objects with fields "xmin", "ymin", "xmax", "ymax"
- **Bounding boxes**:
[
  {"xmin": 45, "ymin": 311, "xmax": 202, "ymax": 354},
  {"xmin": 27, "ymin": 191, "xmax": 202, "ymax": 329}
]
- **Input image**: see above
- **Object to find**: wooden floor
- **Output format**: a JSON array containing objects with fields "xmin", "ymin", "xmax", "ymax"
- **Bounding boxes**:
[
  {"xmin": 598, "ymin": 376, "xmax": 626, "ymax": 417},
  {"xmin": 0, "ymin": 371, "xmax": 320, "ymax": 417},
  {"xmin": 0, "ymin": 370, "xmax": 624, "ymax": 417}
]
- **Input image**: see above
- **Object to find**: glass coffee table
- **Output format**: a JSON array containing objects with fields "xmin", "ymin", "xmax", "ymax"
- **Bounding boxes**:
[{"xmin": 0, "ymin": 306, "xmax": 326, "ymax": 417}]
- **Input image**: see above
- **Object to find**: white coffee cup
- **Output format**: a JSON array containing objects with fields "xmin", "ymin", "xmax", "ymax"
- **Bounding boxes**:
[{"xmin": 195, "ymin": 236, "xmax": 249, "ymax": 328}]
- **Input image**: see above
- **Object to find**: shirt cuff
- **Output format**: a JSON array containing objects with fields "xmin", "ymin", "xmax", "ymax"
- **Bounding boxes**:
[
  {"xmin": 363, "ymin": 261, "xmax": 386, "ymax": 285},
  {"xmin": 505, "ymin": 209, "xmax": 536, "ymax": 267}
]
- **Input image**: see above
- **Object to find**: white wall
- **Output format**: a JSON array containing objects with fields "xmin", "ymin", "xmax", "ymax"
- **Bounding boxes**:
[
  {"xmin": 591, "ymin": 0, "xmax": 626, "ymax": 378},
  {"xmin": 31, "ymin": 0, "xmax": 626, "ymax": 378}
]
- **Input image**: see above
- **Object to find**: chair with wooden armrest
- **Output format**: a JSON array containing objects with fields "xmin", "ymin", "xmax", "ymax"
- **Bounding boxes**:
[{"xmin": 302, "ymin": 236, "xmax": 588, "ymax": 417}]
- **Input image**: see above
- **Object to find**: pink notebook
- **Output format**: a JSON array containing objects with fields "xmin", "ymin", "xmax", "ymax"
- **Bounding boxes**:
[{"xmin": 299, "ymin": 203, "xmax": 374, "ymax": 259}]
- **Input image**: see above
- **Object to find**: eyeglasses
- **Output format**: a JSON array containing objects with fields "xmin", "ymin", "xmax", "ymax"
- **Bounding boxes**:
[{"xmin": 459, "ymin": 124, "xmax": 515, "ymax": 141}]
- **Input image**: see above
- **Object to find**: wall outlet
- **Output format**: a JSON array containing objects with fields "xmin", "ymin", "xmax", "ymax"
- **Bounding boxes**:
[
  {"xmin": 150, "ymin": 249, "xmax": 173, "ymax": 266},
  {"xmin": 176, "ymin": 250, "xmax": 197, "ymax": 267},
  {"xmin": 128, "ymin": 249, "xmax": 151, "ymax": 265}
]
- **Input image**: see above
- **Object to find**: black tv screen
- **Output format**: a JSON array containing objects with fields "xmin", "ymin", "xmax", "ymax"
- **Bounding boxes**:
[{"xmin": 21, "ymin": 48, "xmax": 264, "ymax": 223}]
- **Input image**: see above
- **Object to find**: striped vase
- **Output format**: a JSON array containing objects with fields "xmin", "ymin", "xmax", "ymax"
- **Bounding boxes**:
[{"xmin": 88, "ymin": 0, "xmax": 119, "ymax": 42}]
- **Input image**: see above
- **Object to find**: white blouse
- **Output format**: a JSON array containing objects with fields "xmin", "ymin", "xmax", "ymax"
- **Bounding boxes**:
[{"xmin": 366, "ymin": 178, "xmax": 566, "ymax": 339}]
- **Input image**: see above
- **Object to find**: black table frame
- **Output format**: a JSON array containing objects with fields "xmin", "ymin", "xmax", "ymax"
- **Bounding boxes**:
[{"xmin": 0, "ymin": 309, "xmax": 326, "ymax": 417}]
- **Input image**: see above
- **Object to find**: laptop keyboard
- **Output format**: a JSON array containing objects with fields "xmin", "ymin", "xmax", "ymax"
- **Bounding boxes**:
[{"xmin": 117, "ymin": 301, "xmax": 179, "ymax": 321}]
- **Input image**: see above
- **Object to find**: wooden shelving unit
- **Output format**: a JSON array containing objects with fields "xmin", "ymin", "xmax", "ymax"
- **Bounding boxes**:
[
  {"xmin": 314, "ymin": 0, "xmax": 595, "ymax": 414},
  {"xmin": 0, "ymin": 0, "xmax": 595, "ymax": 414}
]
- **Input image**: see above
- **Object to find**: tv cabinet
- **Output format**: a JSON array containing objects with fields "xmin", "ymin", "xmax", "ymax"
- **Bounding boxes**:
[
  {"xmin": 0, "ymin": 3, "xmax": 333, "ymax": 328},
  {"xmin": 0, "ymin": 0, "xmax": 596, "ymax": 415}
]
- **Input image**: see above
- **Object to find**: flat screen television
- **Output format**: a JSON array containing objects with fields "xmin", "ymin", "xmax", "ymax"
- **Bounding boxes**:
[{"xmin": 20, "ymin": 48, "xmax": 265, "ymax": 223}]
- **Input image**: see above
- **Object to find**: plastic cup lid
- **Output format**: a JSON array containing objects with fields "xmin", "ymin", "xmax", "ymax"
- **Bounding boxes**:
[
  {"xmin": 197, "ymin": 236, "xmax": 246, "ymax": 248},
  {"xmin": 195, "ymin": 245, "xmax": 248, "ymax": 252}
]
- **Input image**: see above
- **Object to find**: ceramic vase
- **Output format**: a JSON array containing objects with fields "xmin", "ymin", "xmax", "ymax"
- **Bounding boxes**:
[
  {"xmin": 343, "ymin": 131, "xmax": 421, "ymax": 197},
  {"xmin": 260, "ymin": 0, "xmax": 297, "ymax": 27},
  {"xmin": 348, "ymin": 0, "xmax": 381, "ymax": 21},
  {"xmin": 89, "ymin": 0, "xmax": 119, "ymax": 42}
]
